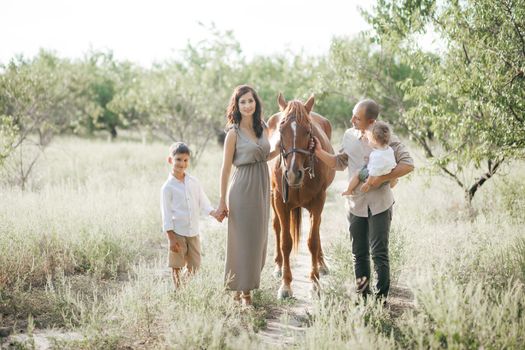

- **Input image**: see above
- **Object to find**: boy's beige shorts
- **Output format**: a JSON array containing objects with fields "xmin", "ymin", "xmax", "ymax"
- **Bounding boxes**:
[{"xmin": 168, "ymin": 233, "xmax": 201, "ymax": 271}]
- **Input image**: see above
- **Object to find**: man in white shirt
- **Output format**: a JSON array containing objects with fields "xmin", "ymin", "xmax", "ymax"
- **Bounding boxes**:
[
  {"xmin": 314, "ymin": 99, "xmax": 414, "ymax": 301},
  {"xmin": 160, "ymin": 142, "xmax": 220, "ymax": 288}
]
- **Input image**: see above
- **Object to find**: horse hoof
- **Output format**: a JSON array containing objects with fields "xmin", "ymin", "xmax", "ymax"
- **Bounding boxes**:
[
  {"xmin": 319, "ymin": 265, "xmax": 330, "ymax": 276},
  {"xmin": 273, "ymin": 267, "xmax": 282, "ymax": 279},
  {"xmin": 277, "ymin": 286, "xmax": 293, "ymax": 300}
]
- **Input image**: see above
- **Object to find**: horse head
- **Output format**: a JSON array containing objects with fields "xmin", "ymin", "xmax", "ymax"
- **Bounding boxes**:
[{"xmin": 278, "ymin": 93, "xmax": 315, "ymax": 188}]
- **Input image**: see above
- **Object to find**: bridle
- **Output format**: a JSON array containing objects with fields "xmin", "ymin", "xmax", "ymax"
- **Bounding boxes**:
[{"xmin": 278, "ymin": 115, "xmax": 316, "ymax": 202}]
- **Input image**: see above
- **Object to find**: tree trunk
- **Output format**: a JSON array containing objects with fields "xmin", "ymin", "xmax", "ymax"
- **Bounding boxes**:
[
  {"xmin": 465, "ymin": 158, "xmax": 505, "ymax": 205},
  {"xmin": 110, "ymin": 125, "xmax": 118, "ymax": 139}
]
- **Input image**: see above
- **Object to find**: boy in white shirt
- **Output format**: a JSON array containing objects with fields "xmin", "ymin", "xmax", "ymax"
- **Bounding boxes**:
[
  {"xmin": 160, "ymin": 142, "xmax": 221, "ymax": 288},
  {"xmin": 342, "ymin": 121, "xmax": 397, "ymax": 196}
]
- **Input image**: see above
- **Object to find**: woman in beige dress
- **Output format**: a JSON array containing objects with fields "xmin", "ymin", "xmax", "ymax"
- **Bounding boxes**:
[{"xmin": 217, "ymin": 85, "xmax": 279, "ymax": 306}]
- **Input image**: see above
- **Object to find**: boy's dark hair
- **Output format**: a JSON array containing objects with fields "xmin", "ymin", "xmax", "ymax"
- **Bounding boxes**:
[
  {"xmin": 169, "ymin": 142, "xmax": 191, "ymax": 156},
  {"xmin": 371, "ymin": 121, "xmax": 391, "ymax": 146}
]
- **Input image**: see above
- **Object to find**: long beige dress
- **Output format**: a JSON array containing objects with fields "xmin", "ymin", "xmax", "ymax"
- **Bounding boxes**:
[{"xmin": 225, "ymin": 125, "xmax": 270, "ymax": 291}]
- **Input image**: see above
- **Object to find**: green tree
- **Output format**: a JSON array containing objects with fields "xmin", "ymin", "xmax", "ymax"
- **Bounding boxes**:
[
  {"xmin": 0, "ymin": 115, "xmax": 18, "ymax": 167},
  {"xmin": 0, "ymin": 51, "xmax": 73, "ymax": 188},
  {"xmin": 106, "ymin": 62, "xmax": 152, "ymax": 139},
  {"xmin": 67, "ymin": 51, "xmax": 140, "ymax": 139},
  {"xmin": 319, "ymin": 33, "xmax": 428, "ymax": 129},
  {"xmin": 147, "ymin": 25, "xmax": 245, "ymax": 161},
  {"xmin": 365, "ymin": 0, "xmax": 525, "ymax": 205},
  {"xmin": 241, "ymin": 53, "xmax": 321, "ymax": 117},
  {"xmin": 79, "ymin": 51, "xmax": 121, "ymax": 139}
]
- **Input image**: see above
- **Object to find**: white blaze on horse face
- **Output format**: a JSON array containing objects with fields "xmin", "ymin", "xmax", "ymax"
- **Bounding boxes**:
[{"xmin": 291, "ymin": 121, "xmax": 297, "ymax": 170}]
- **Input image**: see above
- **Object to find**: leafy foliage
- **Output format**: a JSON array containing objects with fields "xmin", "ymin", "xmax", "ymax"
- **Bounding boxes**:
[
  {"xmin": 362, "ymin": 0, "xmax": 525, "ymax": 203},
  {"xmin": 0, "ymin": 51, "xmax": 75, "ymax": 188}
]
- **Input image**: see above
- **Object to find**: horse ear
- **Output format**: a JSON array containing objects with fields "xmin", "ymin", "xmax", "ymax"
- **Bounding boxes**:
[
  {"xmin": 278, "ymin": 93, "xmax": 287, "ymax": 111},
  {"xmin": 305, "ymin": 95, "xmax": 315, "ymax": 114}
]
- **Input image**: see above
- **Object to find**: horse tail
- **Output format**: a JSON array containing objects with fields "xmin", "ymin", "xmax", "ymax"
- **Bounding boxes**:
[{"xmin": 290, "ymin": 207, "xmax": 302, "ymax": 253}]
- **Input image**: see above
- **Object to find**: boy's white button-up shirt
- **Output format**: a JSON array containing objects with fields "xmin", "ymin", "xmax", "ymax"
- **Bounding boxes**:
[{"xmin": 160, "ymin": 173, "xmax": 214, "ymax": 237}]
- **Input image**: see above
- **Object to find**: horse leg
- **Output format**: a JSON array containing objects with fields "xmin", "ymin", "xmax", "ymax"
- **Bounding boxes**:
[
  {"xmin": 275, "ymin": 205, "xmax": 293, "ymax": 299},
  {"xmin": 311, "ymin": 192, "xmax": 329, "ymax": 275},
  {"xmin": 318, "ymin": 241, "xmax": 330, "ymax": 276},
  {"xmin": 307, "ymin": 193, "xmax": 326, "ymax": 297},
  {"xmin": 272, "ymin": 200, "xmax": 283, "ymax": 278},
  {"xmin": 307, "ymin": 209, "xmax": 321, "ymax": 298},
  {"xmin": 273, "ymin": 218, "xmax": 283, "ymax": 278}
]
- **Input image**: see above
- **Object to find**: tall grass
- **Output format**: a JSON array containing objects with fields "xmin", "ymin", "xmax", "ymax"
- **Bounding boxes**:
[{"xmin": 1, "ymin": 136, "xmax": 524, "ymax": 349}]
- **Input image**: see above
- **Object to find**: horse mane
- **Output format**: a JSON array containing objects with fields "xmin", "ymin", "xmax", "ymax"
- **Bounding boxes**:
[{"xmin": 280, "ymin": 100, "xmax": 311, "ymax": 128}]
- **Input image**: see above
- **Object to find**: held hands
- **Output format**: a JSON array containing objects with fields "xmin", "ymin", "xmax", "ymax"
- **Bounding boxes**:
[
  {"xmin": 216, "ymin": 209, "xmax": 228, "ymax": 223},
  {"xmin": 214, "ymin": 201, "xmax": 229, "ymax": 223},
  {"xmin": 210, "ymin": 209, "xmax": 228, "ymax": 223}
]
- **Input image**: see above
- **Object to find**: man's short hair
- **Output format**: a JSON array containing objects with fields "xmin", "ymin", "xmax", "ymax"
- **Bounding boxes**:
[
  {"xmin": 356, "ymin": 99, "xmax": 380, "ymax": 120},
  {"xmin": 371, "ymin": 121, "xmax": 391, "ymax": 146},
  {"xmin": 169, "ymin": 142, "xmax": 191, "ymax": 156}
]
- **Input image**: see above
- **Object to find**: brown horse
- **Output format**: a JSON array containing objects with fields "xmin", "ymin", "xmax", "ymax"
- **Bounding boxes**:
[{"xmin": 267, "ymin": 94, "xmax": 335, "ymax": 299}]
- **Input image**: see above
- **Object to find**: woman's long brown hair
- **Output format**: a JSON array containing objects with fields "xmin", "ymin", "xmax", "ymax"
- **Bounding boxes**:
[{"xmin": 226, "ymin": 85, "xmax": 264, "ymax": 138}]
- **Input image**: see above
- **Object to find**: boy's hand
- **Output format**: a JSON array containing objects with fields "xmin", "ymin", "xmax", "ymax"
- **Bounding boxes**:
[
  {"xmin": 169, "ymin": 240, "xmax": 181, "ymax": 253},
  {"xmin": 167, "ymin": 231, "xmax": 181, "ymax": 252}
]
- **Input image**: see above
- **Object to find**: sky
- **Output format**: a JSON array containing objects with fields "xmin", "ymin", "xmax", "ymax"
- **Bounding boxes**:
[{"xmin": 1, "ymin": 0, "xmax": 374, "ymax": 67}]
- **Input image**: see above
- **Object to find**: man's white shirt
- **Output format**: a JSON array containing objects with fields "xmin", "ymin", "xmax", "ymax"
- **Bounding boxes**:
[{"xmin": 340, "ymin": 128, "xmax": 366, "ymax": 179}]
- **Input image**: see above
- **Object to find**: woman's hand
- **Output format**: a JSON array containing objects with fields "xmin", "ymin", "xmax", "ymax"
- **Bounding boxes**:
[
  {"xmin": 217, "ymin": 200, "xmax": 229, "ymax": 222},
  {"xmin": 210, "ymin": 209, "xmax": 224, "ymax": 222},
  {"xmin": 219, "ymin": 129, "xmax": 235, "ymax": 219}
]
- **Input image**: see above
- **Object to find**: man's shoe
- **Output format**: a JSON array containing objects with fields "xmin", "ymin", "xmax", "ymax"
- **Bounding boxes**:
[{"xmin": 356, "ymin": 276, "xmax": 369, "ymax": 294}]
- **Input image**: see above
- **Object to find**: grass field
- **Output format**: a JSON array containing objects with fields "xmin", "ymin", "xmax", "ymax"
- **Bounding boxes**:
[{"xmin": 1, "ymin": 135, "xmax": 524, "ymax": 349}]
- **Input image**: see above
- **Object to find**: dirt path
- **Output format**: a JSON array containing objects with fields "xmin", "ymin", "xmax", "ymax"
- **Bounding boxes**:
[
  {"xmin": 257, "ymin": 235, "xmax": 315, "ymax": 347},
  {"xmin": 1, "ymin": 330, "xmax": 83, "ymax": 349},
  {"xmin": 257, "ymin": 242, "xmax": 416, "ymax": 348},
  {"xmin": 387, "ymin": 272, "xmax": 416, "ymax": 319},
  {"xmin": 257, "ymin": 178, "xmax": 416, "ymax": 347}
]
